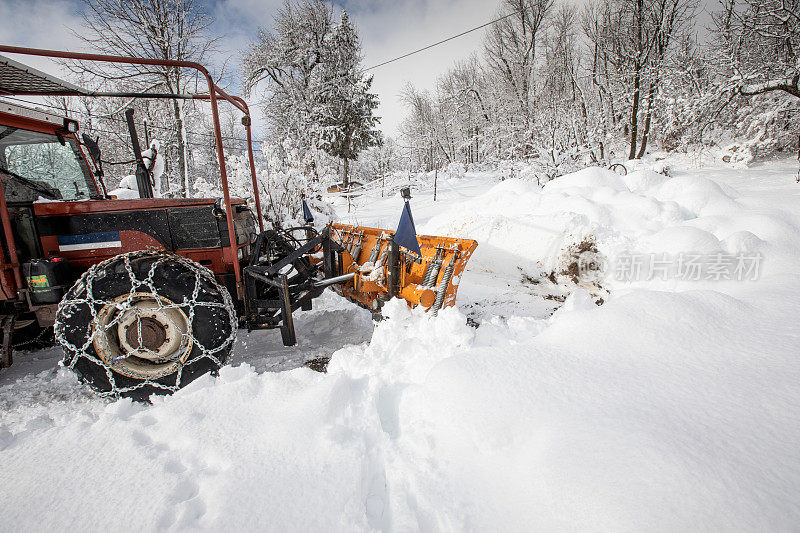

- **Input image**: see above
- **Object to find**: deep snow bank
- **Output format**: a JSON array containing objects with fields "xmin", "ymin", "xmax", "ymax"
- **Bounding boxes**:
[{"xmin": 2, "ymin": 160, "xmax": 800, "ymax": 531}]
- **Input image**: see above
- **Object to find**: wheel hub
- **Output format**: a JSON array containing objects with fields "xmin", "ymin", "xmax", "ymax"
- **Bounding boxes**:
[
  {"xmin": 93, "ymin": 292, "xmax": 193, "ymax": 379},
  {"xmin": 124, "ymin": 316, "xmax": 167, "ymax": 352}
]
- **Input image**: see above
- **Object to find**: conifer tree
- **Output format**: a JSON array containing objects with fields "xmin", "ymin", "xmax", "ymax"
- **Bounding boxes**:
[{"xmin": 317, "ymin": 11, "xmax": 381, "ymax": 187}]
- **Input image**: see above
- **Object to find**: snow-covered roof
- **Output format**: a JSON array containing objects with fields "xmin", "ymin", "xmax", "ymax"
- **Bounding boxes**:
[
  {"xmin": 0, "ymin": 54, "xmax": 87, "ymax": 96},
  {"xmin": 0, "ymin": 99, "xmax": 71, "ymax": 126}
]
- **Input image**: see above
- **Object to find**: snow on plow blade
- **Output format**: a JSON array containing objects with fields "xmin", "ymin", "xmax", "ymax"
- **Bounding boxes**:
[{"xmin": 329, "ymin": 223, "xmax": 477, "ymax": 313}]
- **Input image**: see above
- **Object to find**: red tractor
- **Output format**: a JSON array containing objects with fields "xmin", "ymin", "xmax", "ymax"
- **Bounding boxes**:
[{"xmin": 0, "ymin": 47, "xmax": 476, "ymax": 401}]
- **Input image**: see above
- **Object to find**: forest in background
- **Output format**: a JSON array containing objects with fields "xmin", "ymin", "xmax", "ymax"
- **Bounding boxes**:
[
  {"xmin": 10, "ymin": 0, "xmax": 799, "ymax": 223},
  {"xmin": 399, "ymin": 0, "xmax": 800, "ymax": 179}
]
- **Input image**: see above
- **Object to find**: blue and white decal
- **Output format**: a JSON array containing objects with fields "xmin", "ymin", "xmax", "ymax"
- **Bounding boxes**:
[{"xmin": 57, "ymin": 231, "xmax": 122, "ymax": 251}]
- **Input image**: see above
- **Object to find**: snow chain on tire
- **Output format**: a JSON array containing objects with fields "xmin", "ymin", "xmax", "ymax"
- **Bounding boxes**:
[{"xmin": 54, "ymin": 251, "xmax": 237, "ymax": 400}]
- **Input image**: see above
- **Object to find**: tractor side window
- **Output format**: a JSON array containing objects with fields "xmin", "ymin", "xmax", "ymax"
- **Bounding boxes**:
[{"xmin": 0, "ymin": 127, "xmax": 96, "ymax": 202}]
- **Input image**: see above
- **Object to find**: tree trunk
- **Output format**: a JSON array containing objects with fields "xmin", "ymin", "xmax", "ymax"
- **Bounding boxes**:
[
  {"xmin": 637, "ymin": 82, "xmax": 657, "ymax": 159},
  {"xmin": 171, "ymin": 97, "xmax": 188, "ymax": 197},
  {"xmin": 629, "ymin": 65, "xmax": 641, "ymax": 160},
  {"xmin": 629, "ymin": 0, "xmax": 644, "ymax": 160},
  {"xmin": 342, "ymin": 157, "xmax": 349, "ymax": 188},
  {"xmin": 475, "ymin": 126, "xmax": 481, "ymax": 163}
]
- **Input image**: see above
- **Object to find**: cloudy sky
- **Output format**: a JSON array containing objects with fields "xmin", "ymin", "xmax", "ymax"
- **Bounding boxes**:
[
  {"xmin": 208, "ymin": 0, "xmax": 500, "ymax": 136},
  {"xmin": 0, "ymin": 0, "xmax": 716, "ymax": 138}
]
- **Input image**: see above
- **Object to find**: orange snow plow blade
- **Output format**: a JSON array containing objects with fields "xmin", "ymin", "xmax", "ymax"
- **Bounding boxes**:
[{"xmin": 328, "ymin": 223, "xmax": 477, "ymax": 313}]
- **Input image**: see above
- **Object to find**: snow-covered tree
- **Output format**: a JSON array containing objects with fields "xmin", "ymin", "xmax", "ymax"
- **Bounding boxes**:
[
  {"xmin": 484, "ymin": 0, "xmax": 555, "ymax": 156},
  {"xmin": 242, "ymin": 2, "xmax": 378, "ymax": 188},
  {"xmin": 241, "ymin": 0, "xmax": 334, "ymax": 176},
  {"xmin": 316, "ymin": 11, "xmax": 381, "ymax": 188},
  {"xmin": 713, "ymin": 0, "xmax": 800, "ymax": 98},
  {"xmin": 583, "ymin": 0, "xmax": 696, "ymax": 159},
  {"xmin": 399, "ymin": 2, "xmax": 594, "ymax": 177},
  {"xmin": 353, "ymin": 137, "xmax": 402, "ymax": 184}
]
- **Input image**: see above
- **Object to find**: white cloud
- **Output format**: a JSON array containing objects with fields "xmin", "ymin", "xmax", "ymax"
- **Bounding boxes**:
[{"xmin": 0, "ymin": 0, "xmax": 85, "ymax": 75}]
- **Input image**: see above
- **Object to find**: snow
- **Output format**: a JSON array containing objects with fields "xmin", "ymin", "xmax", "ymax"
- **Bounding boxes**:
[
  {"xmin": 2, "ymin": 158, "xmax": 800, "ymax": 530},
  {"xmin": 142, "ymin": 140, "xmax": 165, "ymax": 196},
  {"xmin": 33, "ymin": 196, "xmax": 60, "ymax": 204},
  {"xmin": 108, "ymin": 174, "xmax": 141, "ymax": 199},
  {"xmin": 108, "ymin": 141, "xmax": 165, "ymax": 199}
]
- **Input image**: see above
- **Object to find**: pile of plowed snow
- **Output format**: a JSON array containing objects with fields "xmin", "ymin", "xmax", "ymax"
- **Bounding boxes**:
[
  {"xmin": 2, "ymin": 162, "xmax": 800, "ymax": 530},
  {"xmin": 421, "ymin": 165, "xmax": 792, "ymax": 289}
]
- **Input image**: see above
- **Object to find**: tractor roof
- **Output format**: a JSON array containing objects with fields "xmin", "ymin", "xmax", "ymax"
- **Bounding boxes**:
[{"xmin": 0, "ymin": 54, "xmax": 88, "ymax": 96}]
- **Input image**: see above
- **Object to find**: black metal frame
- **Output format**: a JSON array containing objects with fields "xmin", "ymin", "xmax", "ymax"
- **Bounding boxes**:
[{"xmin": 242, "ymin": 225, "xmax": 348, "ymax": 346}]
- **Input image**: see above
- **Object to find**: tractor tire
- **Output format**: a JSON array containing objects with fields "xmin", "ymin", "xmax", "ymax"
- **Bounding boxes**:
[{"xmin": 55, "ymin": 251, "xmax": 237, "ymax": 401}]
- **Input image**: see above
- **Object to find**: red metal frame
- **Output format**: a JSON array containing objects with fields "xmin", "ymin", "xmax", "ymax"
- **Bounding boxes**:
[
  {"xmin": 0, "ymin": 45, "xmax": 265, "ymax": 293},
  {"xmin": 191, "ymin": 94, "xmax": 264, "ymax": 234}
]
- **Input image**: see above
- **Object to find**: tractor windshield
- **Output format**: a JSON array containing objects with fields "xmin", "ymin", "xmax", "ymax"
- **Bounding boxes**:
[{"xmin": 0, "ymin": 126, "xmax": 97, "ymax": 202}]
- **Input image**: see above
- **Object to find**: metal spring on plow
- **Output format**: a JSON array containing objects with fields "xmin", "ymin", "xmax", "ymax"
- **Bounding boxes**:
[
  {"xmin": 350, "ymin": 232, "xmax": 364, "ymax": 262},
  {"xmin": 431, "ymin": 251, "xmax": 458, "ymax": 315},
  {"xmin": 344, "ymin": 231, "xmax": 355, "ymax": 254},
  {"xmin": 377, "ymin": 236, "xmax": 391, "ymax": 266},
  {"xmin": 422, "ymin": 247, "xmax": 444, "ymax": 288},
  {"xmin": 367, "ymin": 234, "xmax": 383, "ymax": 264}
]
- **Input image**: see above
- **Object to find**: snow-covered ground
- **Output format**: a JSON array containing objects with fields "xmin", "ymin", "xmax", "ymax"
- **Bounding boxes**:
[{"xmin": 2, "ymin": 158, "xmax": 800, "ymax": 531}]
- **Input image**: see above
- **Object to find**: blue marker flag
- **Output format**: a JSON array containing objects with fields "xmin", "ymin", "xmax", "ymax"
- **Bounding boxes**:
[
  {"xmin": 394, "ymin": 201, "xmax": 421, "ymax": 256},
  {"xmin": 302, "ymin": 198, "xmax": 314, "ymax": 223}
]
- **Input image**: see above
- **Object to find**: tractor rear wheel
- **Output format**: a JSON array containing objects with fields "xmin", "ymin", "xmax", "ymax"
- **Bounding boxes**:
[{"xmin": 55, "ymin": 251, "xmax": 237, "ymax": 401}]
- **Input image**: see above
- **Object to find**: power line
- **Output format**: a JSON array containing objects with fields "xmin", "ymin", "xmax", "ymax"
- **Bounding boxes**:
[
  {"xmin": 363, "ymin": 9, "xmax": 519, "ymax": 71},
  {"xmin": 85, "ymin": 125, "xmax": 252, "ymax": 152},
  {"xmin": 0, "ymin": 95, "xmax": 258, "ymax": 145},
  {"xmin": 1, "ymin": 97, "xmax": 254, "ymax": 152}
]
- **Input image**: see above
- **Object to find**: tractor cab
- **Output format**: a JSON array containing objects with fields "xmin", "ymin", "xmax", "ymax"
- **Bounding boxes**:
[
  {"xmin": 0, "ymin": 98, "xmax": 256, "ymax": 307},
  {"xmin": 0, "ymin": 120, "xmax": 98, "ymax": 203},
  {"xmin": 0, "ymin": 102, "xmax": 102, "ymax": 263}
]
